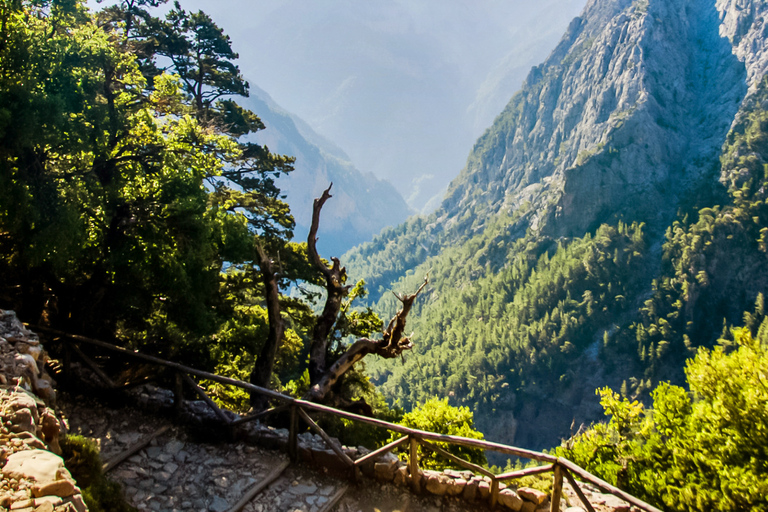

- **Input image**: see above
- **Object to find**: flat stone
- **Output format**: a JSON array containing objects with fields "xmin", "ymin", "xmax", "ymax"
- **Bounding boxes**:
[
  {"xmin": 288, "ymin": 482, "xmax": 317, "ymax": 495},
  {"xmin": 518, "ymin": 487, "xmax": 548, "ymax": 505},
  {"xmin": 3, "ymin": 450, "xmax": 69, "ymax": 484},
  {"xmin": 31, "ymin": 478, "xmax": 77, "ymax": 498},
  {"xmin": 164, "ymin": 440, "xmax": 185, "ymax": 455}
]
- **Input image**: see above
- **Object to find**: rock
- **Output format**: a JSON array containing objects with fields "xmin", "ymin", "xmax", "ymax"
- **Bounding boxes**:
[
  {"xmin": 209, "ymin": 496, "xmax": 229, "ymax": 512},
  {"xmin": 374, "ymin": 462, "xmax": 397, "ymax": 482},
  {"xmin": 34, "ymin": 502, "xmax": 55, "ymax": 512},
  {"xmin": 31, "ymin": 478, "xmax": 77, "ymax": 499},
  {"xmin": 518, "ymin": 487, "xmax": 548, "ymax": 505},
  {"xmin": 2, "ymin": 450, "xmax": 71, "ymax": 485},
  {"xmin": 64, "ymin": 494, "xmax": 87, "ymax": 512},
  {"xmin": 423, "ymin": 471, "xmax": 451, "ymax": 496},
  {"xmin": 600, "ymin": 495, "xmax": 631, "ymax": 512},
  {"xmin": 522, "ymin": 501, "xmax": 537, "ymax": 512},
  {"xmin": 39, "ymin": 411, "xmax": 61, "ymax": 455},
  {"xmin": 564, "ymin": 507, "xmax": 587, "ymax": 512},
  {"xmin": 445, "ymin": 478, "xmax": 466, "ymax": 496},
  {"xmin": 393, "ymin": 466, "xmax": 409, "ymax": 486},
  {"xmin": 463, "ymin": 477, "xmax": 480, "ymax": 500},
  {"xmin": 477, "ymin": 479, "xmax": 491, "ymax": 499},
  {"xmin": 498, "ymin": 489, "xmax": 524, "ymax": 511}
]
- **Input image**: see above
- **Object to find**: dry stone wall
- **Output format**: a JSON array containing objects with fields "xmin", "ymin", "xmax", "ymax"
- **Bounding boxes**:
[{"xmin": 0, "ymin": 310, "xmax": 87, "ymax": 512}]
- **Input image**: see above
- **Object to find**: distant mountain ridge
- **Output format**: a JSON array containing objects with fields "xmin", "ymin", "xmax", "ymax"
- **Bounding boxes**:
[
  {"xmin": 345, "ymin": 0, "xmax": 768, "ymax": 450},
  {"xmin": 243, "ymin": 84, "xmax": 412, "ymax": 257}
]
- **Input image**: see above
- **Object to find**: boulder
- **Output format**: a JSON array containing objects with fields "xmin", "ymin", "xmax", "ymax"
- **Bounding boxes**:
[
  {"xmin": 498, "ymin": 489, "xmax": 524, "ymax": 511},
  {"xmin": 2, "ymin": 450, "xmax": 71, "ymax": 484},
  {"xmin": 374, "ymin": 461, "xmax": 397, "ymax": 482},
  {"xmin": 463, "ymin": 477, "xmax": 480, "ymax": 500},
  {"xmin": 518, "ymin": 487, "xmax": 548, "ymax": 505}
]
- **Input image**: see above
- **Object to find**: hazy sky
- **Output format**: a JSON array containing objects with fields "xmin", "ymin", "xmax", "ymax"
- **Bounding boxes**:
[{"xmin": 101, "ymin": 0, "xmax": 589, "ymax": 211}]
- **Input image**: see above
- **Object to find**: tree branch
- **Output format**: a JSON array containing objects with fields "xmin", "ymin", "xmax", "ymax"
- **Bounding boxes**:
[{"xmin": 307, "ymin": 276, "xmax": 429, "ymax": 403}]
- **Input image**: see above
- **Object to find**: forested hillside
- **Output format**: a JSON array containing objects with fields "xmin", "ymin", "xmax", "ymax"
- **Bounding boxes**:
[{"xmin": 346, "ymin": 0, "xmax": 768, "ymax": 450}]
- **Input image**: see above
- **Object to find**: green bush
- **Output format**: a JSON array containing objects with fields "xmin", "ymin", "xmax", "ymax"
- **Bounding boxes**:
[
  {"xmin": 390, "ymin": 397, "xmax": 487, "ymax": 470},
  {"xmin": 60, "ymin": 435, "xmax": 136, "ymax": 512},
  {"xmin": 558, "ymin": 325, "xmax": 768, "ymax": 511}
]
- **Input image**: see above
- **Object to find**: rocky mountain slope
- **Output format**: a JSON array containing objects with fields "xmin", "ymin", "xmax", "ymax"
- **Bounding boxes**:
[
  {"xmin": 345, "ymin": 0, "xmax": 768, "ymax": 450},
  {"xmin": 243, "ymin": 85, "xmax": 412, "ymax": 257}
]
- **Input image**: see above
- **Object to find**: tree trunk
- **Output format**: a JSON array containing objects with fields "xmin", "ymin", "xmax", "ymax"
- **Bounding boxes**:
[
  {"xmin": 249, "ymin": 245, "xmax": 285, "ymax": 410},
  {"xmin": 306, "ymin": 184, "xmax": 350, "ymax": 386}
]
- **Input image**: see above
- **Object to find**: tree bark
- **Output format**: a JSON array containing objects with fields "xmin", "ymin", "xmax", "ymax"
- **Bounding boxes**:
[
  {"xmin": 307, "ymin": 184, "xmax": 350, "ymax": 386},
  {"xmin": 249, "ymin": 245, "xmax": 285, "ymax": 409}
]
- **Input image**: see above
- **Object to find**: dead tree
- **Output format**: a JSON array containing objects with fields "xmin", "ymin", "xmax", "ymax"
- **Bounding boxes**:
[
  {"xmin": 304, "ymin": 184, "xmax": 427, "ymax": 404},
  {"xmin": 306, "ymin": 184, "xmax": 351, "ymax": 386},
  {"xmin": 306, "ymin": 277, "xmax": 428, "ymax": 402},
  {"xmin": 251, "ymin": 183, "xmax": 426, "ymax": 410}
]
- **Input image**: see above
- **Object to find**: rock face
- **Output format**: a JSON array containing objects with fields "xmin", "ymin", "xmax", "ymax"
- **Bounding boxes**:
[
  {"xmin": 0, "ymin": 311, "xmax": 86, "ymax": 512},
  {"xmin": 344, "ymin": 0, "xmax": 768, "ymax": 451},
  {"xmin": 443, "ymin": 0, "xmax": 748, "ymax": 239}
]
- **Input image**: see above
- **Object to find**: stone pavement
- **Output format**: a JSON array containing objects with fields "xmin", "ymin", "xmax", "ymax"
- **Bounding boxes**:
[{"xmin": 58, "ymin": 394, "xmax": 490, "ymax": 512}]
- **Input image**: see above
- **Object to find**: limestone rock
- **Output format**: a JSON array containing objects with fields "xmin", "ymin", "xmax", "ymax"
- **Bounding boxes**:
[
  {"xmin": 31, "ymin": 479, "xmax": 77, "ymax": 499},
  {"xmin": 2, "ymin": 450, "xmax": 71, "ymax": 485},
  {"xmin": 498, "ymin": 489, "xmax": 523, "ymax": 511},
  {"xmin": 518, "ymin": 486, "xmax": 548, "ymax": 505}
]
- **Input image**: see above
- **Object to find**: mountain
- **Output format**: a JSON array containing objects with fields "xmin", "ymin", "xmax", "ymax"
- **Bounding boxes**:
[
  {"xmin": 345, "ymin": 0, "xmax": 768, "ymax": 451},
  {"xmin": 180, "ymin": 0, "xmax": 589, "ymax": 212},
  {"xmin": 242, "ymin": 85, "xmax": 412, "ymax": 257}
]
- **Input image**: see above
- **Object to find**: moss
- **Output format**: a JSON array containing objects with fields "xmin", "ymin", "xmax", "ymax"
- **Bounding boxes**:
[{"xmin": 60, "ymin": 435, "xmax": 137, "ymax": 512}]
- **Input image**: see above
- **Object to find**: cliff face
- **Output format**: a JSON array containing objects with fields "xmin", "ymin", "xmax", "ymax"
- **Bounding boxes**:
[
  {"xmin": 348, "ymin": 0, "xmax": 765, "ymax": 296},
  {"xmin": 443, "ymin": 0, "xmax": 748, "ymax": 239}
]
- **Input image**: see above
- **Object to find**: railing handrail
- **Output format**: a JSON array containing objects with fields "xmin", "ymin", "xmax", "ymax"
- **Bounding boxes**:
[{"xmin": 30, "ymin": 324, "xmax": 664, "ymax": 512}]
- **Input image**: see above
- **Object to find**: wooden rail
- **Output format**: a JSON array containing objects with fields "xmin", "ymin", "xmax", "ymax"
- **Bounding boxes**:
[{"xmin": 32, "ymin": 325, "xmax": 664, "ymax": 512}]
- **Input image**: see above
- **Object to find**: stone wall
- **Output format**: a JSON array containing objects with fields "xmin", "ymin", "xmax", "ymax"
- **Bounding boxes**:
[{"xmin": 0, "ymin": 310, "xmax": 88, "ymax": 512}]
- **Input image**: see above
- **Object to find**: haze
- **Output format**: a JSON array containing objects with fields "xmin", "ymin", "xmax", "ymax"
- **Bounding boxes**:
[{"xmin": 139, "ymin": 0, "xmax": 588, "ymax": 211}]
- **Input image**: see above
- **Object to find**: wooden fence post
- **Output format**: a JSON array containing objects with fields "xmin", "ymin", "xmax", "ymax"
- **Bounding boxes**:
[
  {"xmin": 490, "ymin": 477, "xmax": 500, "ymax": 508},
  {"xmin": 288, "ymin": 404, "xmax": 298, "ymax": 462},
  {"xmin": 551, "ymin": 464, "xmax": 563, "ymax": 512},
  {"xmin": 409, "ymin": 435, "xmax": 421, "ymax": 493}
]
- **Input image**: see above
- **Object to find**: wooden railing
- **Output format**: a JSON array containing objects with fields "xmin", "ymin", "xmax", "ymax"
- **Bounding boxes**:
[{"xmin": 32, "ymin": 325, "xmax": 664, "ymax": 512}]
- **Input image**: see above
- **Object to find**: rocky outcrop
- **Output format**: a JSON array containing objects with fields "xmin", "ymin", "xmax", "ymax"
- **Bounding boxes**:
[
  {"xmin": 442, "ymin": 0, "xmax": 748, "ymax": 238},
  {"xmin": 0, "ymin": 310, "xmax": 86, "ymax": 512}
]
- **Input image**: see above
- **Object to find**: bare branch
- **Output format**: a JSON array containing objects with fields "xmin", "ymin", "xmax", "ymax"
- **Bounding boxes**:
[
  {"xmin": 307, "ymin": 275, "xmax": 429, "ymax": 403},
  {"xmin": 307, "ymin": 184, "xmax": 352, "ymax": 385}
]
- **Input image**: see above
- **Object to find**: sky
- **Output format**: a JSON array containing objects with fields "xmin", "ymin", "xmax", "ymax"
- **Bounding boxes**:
[{"xmin": 99, "ymin": 0, "xmax": 589, "ymax": 211}]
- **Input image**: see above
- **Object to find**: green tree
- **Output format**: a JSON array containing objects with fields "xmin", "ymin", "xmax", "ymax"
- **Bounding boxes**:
[
  {"xmin": 559, "ymin": 324, "xmax": 768, "ymax": 511},
  {"xmin": 391, "ymin": 397, "xmax": 487, "ymax": 470}
]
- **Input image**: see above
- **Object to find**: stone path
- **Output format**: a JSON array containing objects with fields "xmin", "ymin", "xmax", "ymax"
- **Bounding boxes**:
[{"xmin": 58, "ymin": 393, "xmax": 491, "ymax": 512}]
